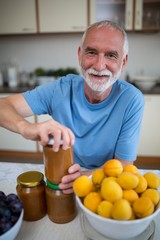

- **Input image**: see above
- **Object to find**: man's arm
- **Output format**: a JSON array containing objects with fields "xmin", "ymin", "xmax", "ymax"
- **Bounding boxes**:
[
  {"xmin": 0, "ymin": 94, "xmax": 75, "ymax": 151},
  {"xmin": 0, "ymin": 93, "xmax": 34, "ymax": 132}
]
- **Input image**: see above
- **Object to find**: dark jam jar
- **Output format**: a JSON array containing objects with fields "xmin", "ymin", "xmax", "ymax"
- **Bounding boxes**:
[
  {"xmin": 43, "ymin": 139, "xmax": 74, "ymax": 184},
  {"xmin": 16, "ymin": 171, "xmax": 46, "ymax": 221},
  {"xmin": 45, "ymin": 180, "xmax": 77, "ymax": 224}
]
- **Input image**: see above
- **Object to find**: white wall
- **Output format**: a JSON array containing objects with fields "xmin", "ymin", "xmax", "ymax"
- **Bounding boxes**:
[
  {"xmin": 0, "ymin": 32, "xmax": 160, "ymax": 80},
  {"xmin": 126, "ymin": 32, "xmax": 160, "ymax": 79}
]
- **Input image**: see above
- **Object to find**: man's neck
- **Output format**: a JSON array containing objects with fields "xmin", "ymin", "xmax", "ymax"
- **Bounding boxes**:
[{"xmin": 84, "ymin": 83, "xmax": 113, "ymax": 104}]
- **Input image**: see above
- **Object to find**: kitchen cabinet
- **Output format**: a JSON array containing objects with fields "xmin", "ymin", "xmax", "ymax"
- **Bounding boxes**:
[
  {"xmin": 0, "ymin": 93, "xmax": 37, "ymax": 152},
  {"xmin": 38, "ymin": 0, "xmax": 88, "ymax": 32},
  {"xmin": 90, "ymin": 0, "xmax": 160, "ymax": 31},
  {"xmin": 0, "ymin": 0, "xmax": 37, "ymax": 34},
  {"xmin": 138, "ymin": 95, "xmax": 160, "ymax": 157},
  {"xmin": 90, "ymin": 0, "xmax": 126, "ymax": 28},
  {"xmin": 140, "ymin": 0, "xmax": 160, "ymax": 31}
]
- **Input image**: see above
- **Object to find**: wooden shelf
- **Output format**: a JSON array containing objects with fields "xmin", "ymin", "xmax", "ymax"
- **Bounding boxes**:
[{"xmin": 0, "ymin": 151, "xmax": 159, "ymax": 169}]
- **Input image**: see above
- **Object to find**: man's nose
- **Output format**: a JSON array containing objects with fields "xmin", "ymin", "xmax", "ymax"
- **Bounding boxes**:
[{"xmin": 94, "ymin": 55, "xmax": 106, "ymax": 71}]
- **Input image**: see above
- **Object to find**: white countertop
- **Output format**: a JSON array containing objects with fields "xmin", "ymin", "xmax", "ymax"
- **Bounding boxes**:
[{"xmin": 0, "ymin": 162, "xmax": 160, "ymax": 240}]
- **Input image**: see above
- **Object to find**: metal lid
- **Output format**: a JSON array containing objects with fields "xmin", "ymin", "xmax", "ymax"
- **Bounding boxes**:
[
  {"xmin": 17, "ymin": 171, "xmax": 44, "ymax": 187},
  {"xmin": 48, "ymin": 137, "xmax": 63, "ymax": 146}
]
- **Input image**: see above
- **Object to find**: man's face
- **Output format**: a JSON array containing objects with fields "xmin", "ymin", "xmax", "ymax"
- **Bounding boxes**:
[{"xmin": 78, "ymin": 26, "xmax": 128, "ymax": 93}]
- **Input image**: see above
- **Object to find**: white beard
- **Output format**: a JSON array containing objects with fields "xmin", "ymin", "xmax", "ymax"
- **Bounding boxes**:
[{"xmin": 81, "ymin": 67, "xmax": 122, "ymax": 93}]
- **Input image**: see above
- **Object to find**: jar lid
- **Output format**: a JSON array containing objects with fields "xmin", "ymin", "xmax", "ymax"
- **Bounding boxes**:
[
  {"xmin": 17, "ymin": 171, "xmax": 44, "ymax": 187},
  {"xmin": 48, "ymin": 137, "xmax": 63, "ymax": 146},
  {"xmin": 46, "ymin": 179, "xmax": 60, "ymax": 190}
]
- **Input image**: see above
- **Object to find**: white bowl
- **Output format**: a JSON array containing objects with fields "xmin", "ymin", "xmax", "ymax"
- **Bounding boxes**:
[
  {"xmin": 133, "ymin": 76, "xmax": 158, "ymax": 91},
  {"xmin": 0, "ymin": 210, "xmax": 23, "ymax": 240},
  {"xmin": 134, "ymin": 80, "xmax": 157, "ymax": 91},
  {"xmin": 133, "ymin": 76, "xmax": 158, "ymax": 81},
  {"xmin": 76, "ymin": 196, "xmax": 160, "ymax": 240}
]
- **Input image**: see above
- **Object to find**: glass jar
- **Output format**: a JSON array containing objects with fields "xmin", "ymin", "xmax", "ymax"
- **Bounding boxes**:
[
  {"xmin": 45, "ymin": 180, "xmax": 77, "ymax": 224},
  {"xmin": 43, "ymin": 139, "xmax": 74, "ymax": 184},
  {"xmin": 16, "ymin": 171, "xmax": 46, "ymax": 221}
]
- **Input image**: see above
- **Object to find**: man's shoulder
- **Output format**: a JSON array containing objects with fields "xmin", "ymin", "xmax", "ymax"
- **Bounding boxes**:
[
  {"xmin": 115, "ymin": 80, "xmax": 144, "ymax": 108},
  {"xmin": 117, "ymin": 79, "xmax": 143, "ymax": 96}
]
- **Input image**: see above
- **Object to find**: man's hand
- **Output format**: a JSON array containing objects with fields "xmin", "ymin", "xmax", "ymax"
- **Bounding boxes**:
[
  {"xmin": 59, "ymin": 164, "xmax": 93, "ymax": 194},
  {"xmin": 59, "ymin": 164, "xmax": 81, "ymax": 194},
  {"xmin": 19, "ymin": 119, "xmax": 75, "ymax": 151}
]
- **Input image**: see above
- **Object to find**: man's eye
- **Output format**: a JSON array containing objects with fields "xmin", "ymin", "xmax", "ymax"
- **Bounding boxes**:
[
  {"xmin": 87, "ymin": 51, "xmax": 96, "ymax": 56},
  {"xmin": 107, "ymin": 52, "xmax": 118, "ymax": 59},
  {"xmin": 108, "ymin": 54, "xmax": 116, "ymax": 58}
]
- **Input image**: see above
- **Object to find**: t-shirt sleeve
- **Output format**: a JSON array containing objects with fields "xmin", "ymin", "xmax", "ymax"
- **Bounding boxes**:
[
  {"xmin": 114, "ymin": 92, "xmax": 144, "ymax": 161},
  {"xmin": 23, "ymin": 79, "xmax": 62, "ymax": 115}
]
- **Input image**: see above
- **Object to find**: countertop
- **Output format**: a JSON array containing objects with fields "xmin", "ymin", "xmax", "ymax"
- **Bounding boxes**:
[
  {"xmin": 0, "ymin": 83, "xmax": 160, "ymax": 94},
  {"xmin": 0, "ymin": 162, "xmax": 160, "ymax": 240},
  {"xmin": 0, "ymin": 162, "xmax": 86, "ymax": 240},
  {"xmin": 0, "ymin": 85, "xmax": 36, "ymax": 94}
]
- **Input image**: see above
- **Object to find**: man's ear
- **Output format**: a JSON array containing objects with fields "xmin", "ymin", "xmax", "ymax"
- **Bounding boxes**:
[
  {"xmin": 78, "ymin": 46, "xmax": 81, "ymax": 65},
  {"xmin": 121, "ymin": 54, "xmax": 128, "ymax": 72}
]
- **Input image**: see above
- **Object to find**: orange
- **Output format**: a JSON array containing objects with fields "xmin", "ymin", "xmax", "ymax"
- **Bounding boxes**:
[
  {"xmin": 144, "ymin": 172, "xmax": 160, "ymax": 189},
  {"xmin": 123, "ymin": 189, "xmax": 139, "ymax": 204},
  {"xmin": 141, "ymin": 188, "xmax": 160, "ymax": 206},
  {"xmin": 73, "ymin": 175, "xmax": 93, "ymax": 197},
  {"xmin": 134, "ymin": 174, "xmax": 147, "ymax": 193},
  {"xmin": 123, "ymin": 164, "xmax": 138, "ymax": 174},
  {"xmin": 103, "ymin": 159, "xmax": 123, "ymax": 177},
  {"xmin": 117, "ymin": 172, "xmax": 139, "ymax": 190},
  {"xmin": 97, "ymin": 200, "xmax": 113, "ymax": 218},
  {"xmin": 92, "ymin": 169, "xmax": 105, "ymax": 189},
  {"xmin": 112, "ymin": 199, "xmax": 132, "ymax": 220},
  {"xmin": 133, "ymin": 196, "xmax": 154, "ymax": 218},
  {"xmin": 84, "ymin": 192, "xmax": 102, "ymax": 213},
  {"xmin": 101, "ymin": 179, "xmax": 123, "ymax": 203}
]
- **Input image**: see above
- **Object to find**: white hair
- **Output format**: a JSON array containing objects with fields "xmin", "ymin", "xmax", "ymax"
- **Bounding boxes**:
[{"xmin": 81, "ymin": 20, "xmax": 129, "ymax": 59}]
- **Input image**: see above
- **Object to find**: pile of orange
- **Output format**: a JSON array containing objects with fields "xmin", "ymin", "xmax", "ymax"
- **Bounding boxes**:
[{"xmin": 73, "ymin": 159, "xmax": 160, "ymax": 221}]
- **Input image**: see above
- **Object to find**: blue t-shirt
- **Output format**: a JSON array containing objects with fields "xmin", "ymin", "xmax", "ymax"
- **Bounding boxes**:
[{"xmin": 23, "ymin": 74, "xmax": 144, "ymax": 169}]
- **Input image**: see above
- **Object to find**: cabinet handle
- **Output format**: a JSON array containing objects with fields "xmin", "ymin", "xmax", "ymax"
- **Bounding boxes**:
[
  {"xmin": 22, "ymin": 28, "xmax": 35, "ymax": 32},
  {"xmin": 71, "ymin": 26, "xmax": 85, "ymax": 30},
  {"xmin": 127, "ymin": 11, "xmax": 131, "ymax": 27},
  {"xmin": 136, "ymin": 11, "xmax": 140, "ymax": 27}
]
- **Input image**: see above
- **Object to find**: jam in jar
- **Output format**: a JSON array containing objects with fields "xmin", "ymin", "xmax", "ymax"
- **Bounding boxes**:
[
  {"xmin": 43, "ymin": 138, "xmax": 74, "ymax": 184},
  {"xmin": 16, "ymin": 171, "xmax": 46, "ymax": 221},
  {"xmin": 45, "ymin": 180, "xmax": 77, "ymax": 224}
]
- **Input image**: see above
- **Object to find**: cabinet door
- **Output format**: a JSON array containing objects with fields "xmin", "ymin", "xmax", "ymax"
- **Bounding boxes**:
[
  {"xmin": 138, "ymin": 95, "xmax": 160, "ymax": 156},
  {"xmin": 90, "ymin": 0, "xmax": 126, "ymax": 28},
  {"xmin": 135, "ymin": 0, "xmax": 160, "ymax": 31},
  {"xmin": 0, "ymin": 0, "xmax": 37, "ymax": 34},
  {"xmin": 141, "ymin": 0, "xmax": 160, "ymax": 30},
  {"xmin": 38, "ymin": 0, "xmax": 87, "ymax": 32},
  {"xmin": 125, "ymin": 0, "xmax": 134, "ymax": 30},
  {"xmin": 134, "ymin": 0, "xmax": 143, "ymax": 30},
  {"xmin": 0, "ymin": 93, "xmax": 37, "ymax": 151}
]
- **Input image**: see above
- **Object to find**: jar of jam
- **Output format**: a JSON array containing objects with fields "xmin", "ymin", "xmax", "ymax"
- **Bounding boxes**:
[
  {"xmin": 45, "ymin": 180, "xmax": 77, "ymax": 224},
  {"xmin": 43, "ymin": 138, "xmax": 74, "ymax": 184},
  {"xmin": 16, "ymin": 171, "xmax": 46, "ymax": 221}
]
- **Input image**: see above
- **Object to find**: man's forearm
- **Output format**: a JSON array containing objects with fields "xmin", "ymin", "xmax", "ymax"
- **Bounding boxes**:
[{"xmin": 0, "ymin": 98, "xmax": 29, "ymax": 133}]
